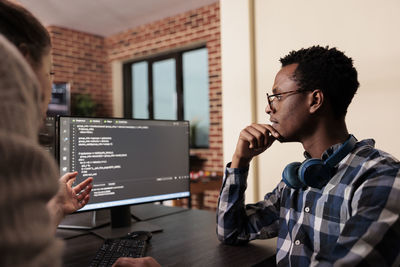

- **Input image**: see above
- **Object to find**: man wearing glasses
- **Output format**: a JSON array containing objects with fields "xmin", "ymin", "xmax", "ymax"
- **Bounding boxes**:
[{"xmin": 217, "ymin": 46, "xmax": 400, "ymax": 266}]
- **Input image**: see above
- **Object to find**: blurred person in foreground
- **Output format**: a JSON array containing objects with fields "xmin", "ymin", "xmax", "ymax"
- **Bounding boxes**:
[
  {"xmin": 0, "ymin": 1, "xmax": 160, "ymax": 266},
  {"xmin": 0, "ymin": 0, "xmax": 93, "ymax": 229}
]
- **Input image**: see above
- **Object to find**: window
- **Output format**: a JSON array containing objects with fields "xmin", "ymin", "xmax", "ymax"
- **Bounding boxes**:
[{"xmin": 123, "ymin": 47, "xmax": 209, "ymax": 148}]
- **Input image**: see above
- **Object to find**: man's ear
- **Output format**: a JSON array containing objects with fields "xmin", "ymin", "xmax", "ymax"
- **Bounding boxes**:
[{"xmin": 309, "ymin": 89, "xmax": 324, "ymax": 114}]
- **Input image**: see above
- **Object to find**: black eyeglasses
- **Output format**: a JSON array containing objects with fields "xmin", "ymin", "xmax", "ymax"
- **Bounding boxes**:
[{"xmin": 266, "ymin": 89, "xmax": 309, "ymax": 109}]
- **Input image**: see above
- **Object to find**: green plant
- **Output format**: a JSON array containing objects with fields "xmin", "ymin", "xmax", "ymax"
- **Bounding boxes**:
[{"xmin": 71, "ymin": 93, "xmax": 97, "ymax": 116}]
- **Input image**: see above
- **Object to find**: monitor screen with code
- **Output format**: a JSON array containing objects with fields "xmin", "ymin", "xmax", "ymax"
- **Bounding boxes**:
[{"xmin": 58, "ymin": 116, "xmax": 190, "ymax": 212}]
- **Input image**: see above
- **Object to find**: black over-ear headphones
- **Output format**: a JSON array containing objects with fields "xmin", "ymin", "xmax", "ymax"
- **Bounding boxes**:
[{"xmin": 282, "ymin": 135, "xmax": 357, "ymax": 189}]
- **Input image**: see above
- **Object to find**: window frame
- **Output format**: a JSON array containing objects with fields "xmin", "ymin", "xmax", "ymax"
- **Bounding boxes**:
[{"xmin": 123, "ymin": 45, "xmax": 209, "ymax": 148}]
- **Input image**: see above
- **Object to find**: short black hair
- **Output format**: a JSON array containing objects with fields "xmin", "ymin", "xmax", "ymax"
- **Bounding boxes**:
[
  {"xmin": 0, "ymin": 1, "xmax": 51, "ymax": 67},
  {"xmin": 280, "ymin": 46, "xmax": 359, "ymax": 118}
]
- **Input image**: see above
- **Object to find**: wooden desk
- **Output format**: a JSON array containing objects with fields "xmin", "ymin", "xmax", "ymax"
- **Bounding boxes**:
[{"xmin": 59, "ymin": 207, "xmax": 277, "ymax": 267}]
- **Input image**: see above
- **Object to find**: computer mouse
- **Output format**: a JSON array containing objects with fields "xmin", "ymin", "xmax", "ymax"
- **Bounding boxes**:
[{"xmin": 127, "ymin": 231, "xmax": 152, "ymax": 241}]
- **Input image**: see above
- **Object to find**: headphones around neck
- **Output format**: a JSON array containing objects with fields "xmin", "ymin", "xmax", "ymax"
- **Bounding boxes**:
[{"xmin": 282, "ymin": 135, "xmax": 357, "ymax": 189}]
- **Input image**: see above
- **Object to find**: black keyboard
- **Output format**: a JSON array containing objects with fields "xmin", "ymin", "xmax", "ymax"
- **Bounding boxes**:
[{"xmin": 89, "ymin": 232, "xmax": 151, "ymax": 267}]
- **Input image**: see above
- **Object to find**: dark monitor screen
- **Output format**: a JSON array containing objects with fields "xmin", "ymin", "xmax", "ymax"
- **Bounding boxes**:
[
  {"xmin": 58, "ymin": 116, "xmax": 190, "ymax": 212},
  {"xmin": 47, "ymin": 83, "xmax": 70, "ymax": 116},
  {"xmin": 39, "ymin": 116, "xmax": 56, "ymax": 158}
]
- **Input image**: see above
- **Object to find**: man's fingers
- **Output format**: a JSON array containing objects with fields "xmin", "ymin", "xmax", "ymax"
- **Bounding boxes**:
[
  {"xmin": 239, "ymin": 128, "xmax": 258, "ymax": 149},
  {"xmin": 255, "ymin": 124, "xmax": 280, "ymax": 138},
  {"xmin": 252, "ymin": 124, "xmax": 281, "ymax": 147},
  {"xmin": 240, "ymin": 124, "xmax": 279, "ymax": 149},
  {"xmin": 246, "ymin": 127, "xmax": 265, "ymax": 149}
]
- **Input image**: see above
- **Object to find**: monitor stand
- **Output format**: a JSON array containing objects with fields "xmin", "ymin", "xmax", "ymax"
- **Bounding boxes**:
[
  {"xmin": 58, "ymin": 209, "xmax": 110, "ymax": 230},
  {"xmin": 91, "ymin": 206, "xmax": 163, "ymax": 239}
]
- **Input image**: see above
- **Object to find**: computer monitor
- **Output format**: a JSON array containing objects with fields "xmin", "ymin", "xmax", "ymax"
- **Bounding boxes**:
[
  {"xmin": 57, "ymin": 116, "xmax": 190, "ymax": 237},
  {"xmin": 38, "ymin": 116, "xmax": 57, "ymax": 158},
  {"xmin": 47, "ymin": 82, "xmax": 70, "ymax": 116}
]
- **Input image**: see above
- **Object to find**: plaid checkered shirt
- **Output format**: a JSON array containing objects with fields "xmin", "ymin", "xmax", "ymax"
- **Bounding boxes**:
[{"xmin": 217, "ymin": 138, "xmax": 400, "ymax": 266}]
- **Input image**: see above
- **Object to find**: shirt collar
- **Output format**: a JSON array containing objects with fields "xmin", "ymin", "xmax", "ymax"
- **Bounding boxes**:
[{"xmin": 303, "ymin": 137, "xmax": 375, "ymax": 161}]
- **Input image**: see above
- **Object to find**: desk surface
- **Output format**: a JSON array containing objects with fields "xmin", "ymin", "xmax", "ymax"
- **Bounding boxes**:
[{"xmin": 59, "ymin": 206, "xmax": 276, "ymax": 267}]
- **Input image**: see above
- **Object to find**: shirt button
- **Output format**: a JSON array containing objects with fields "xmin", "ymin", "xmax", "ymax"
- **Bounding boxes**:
[
  {"xmin": 304, "ymin": 207, "xmax": 310, "ymax": 213},
  {"xmin": 295, "ymin": 240, "xmax": 301, "ymax": 246}
]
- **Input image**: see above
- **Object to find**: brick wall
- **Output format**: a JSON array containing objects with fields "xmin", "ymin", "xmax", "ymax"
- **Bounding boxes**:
[
  {"xmin": 48, "ymin": 2, "xmax": 222, "ymax": 172},
  {"xmin": 47, "ymin": 26, "xmax": 112, "ymax": 116},
  {"xmin": 105, "ymin": 2, "xmax": 222, "ymax": 172},
  {"xmin": 203, "ymin": 190, "xmax": 220, "ymax": 210}
]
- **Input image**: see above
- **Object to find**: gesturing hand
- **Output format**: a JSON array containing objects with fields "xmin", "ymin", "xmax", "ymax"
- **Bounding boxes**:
[{"xmin": 58, "ymin": 172, "xmax": 93, "ymax": 215}]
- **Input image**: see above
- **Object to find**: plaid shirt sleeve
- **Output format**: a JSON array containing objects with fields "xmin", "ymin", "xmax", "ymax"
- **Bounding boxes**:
[
  {"xmin": 216, "ymin": 163, "xmax": 283, "ymax": 245},
  {"xmin": 314, "ymin": 152, "xmax": 400, "ymax": 267}
]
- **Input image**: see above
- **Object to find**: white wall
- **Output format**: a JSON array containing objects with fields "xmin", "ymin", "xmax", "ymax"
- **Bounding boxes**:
[
  {"xmin": 112, "ymin": 60, "xmax": 124, "ymax": 118},
  {"xmin": 220, "ymin": 0, "xmax": 259, "ymax": 201},
  {"xmin": 221, "ymin": 0, "xmax": 400, "ymax": 202}
]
